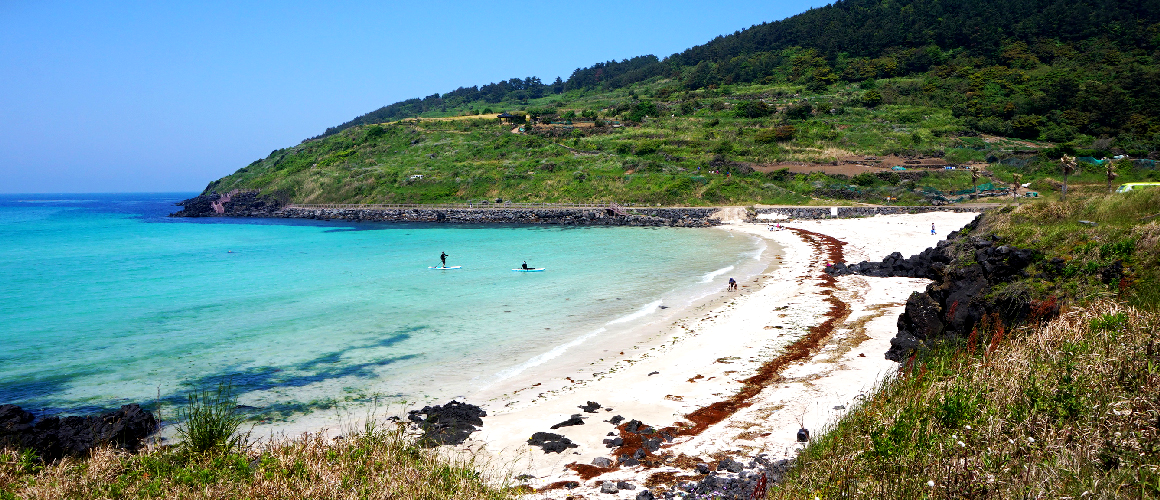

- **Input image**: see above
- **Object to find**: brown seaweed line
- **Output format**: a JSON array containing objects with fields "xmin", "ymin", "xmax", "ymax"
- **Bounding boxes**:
[{"xmin": 566, "ymin": 228, "xmax": 852, "ymax": 482}]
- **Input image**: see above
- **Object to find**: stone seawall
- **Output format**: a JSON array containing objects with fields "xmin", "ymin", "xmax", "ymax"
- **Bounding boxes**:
[
  {"xmin": 274, "ymin": 207, "xmax": 722, "ymax": 227},
  {"xmin": 751, "ymin": 205, "xmax": 984, "ymax": 221}
]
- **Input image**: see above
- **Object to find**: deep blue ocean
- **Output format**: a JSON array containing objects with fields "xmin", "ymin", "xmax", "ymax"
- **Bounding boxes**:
[{"xmin": 0, "ymin": 193, "xmax": 766, "ymax": 423}]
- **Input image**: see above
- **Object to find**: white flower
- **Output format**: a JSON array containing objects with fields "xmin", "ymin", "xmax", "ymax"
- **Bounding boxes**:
[
  {"xmin": 1028, "ymin": 437, "xmax": 1035, "ymax": 443},
  {"xmin": 1008, "ymin": 438, "xmax": 1015, "ymax": 444},
  {"xmin": 951, "ymin": 434, "xmax": 957, "ymax": 440},
  {"xmin": 926, "ymin": 480, "xmax": 936, "ymax": 487},
  {"xmin": 964, "ymin": 425, "xmax": 972, "ymax": 430},
  {"xmin": 957, "ymin": 441, "xmax": 966, "ymax": 448}
]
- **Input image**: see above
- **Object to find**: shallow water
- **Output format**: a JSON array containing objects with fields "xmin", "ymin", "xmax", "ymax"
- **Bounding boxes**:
[{"xmin": 0, "ymin": 194, "xmax": 766, "ymax": 423}]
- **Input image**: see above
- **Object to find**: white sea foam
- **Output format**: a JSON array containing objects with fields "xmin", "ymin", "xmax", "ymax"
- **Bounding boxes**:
[
  {"xmin": 607, "ymin": 299, "xmax": 663, "ymax": 325},
  {"xmin": 700, "ymin": 265, "xmax": 735, "ymax": 283},
  {"xmin": 486, "ymin": 327, "xmax": 608, "ymax": 384},
  {"xmin": 749, "ymin": 239, "xmax": 768, "ymax": 260}
]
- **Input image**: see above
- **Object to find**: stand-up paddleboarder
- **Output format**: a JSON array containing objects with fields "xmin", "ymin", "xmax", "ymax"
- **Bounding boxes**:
[{"xmin": 440, "ymin": 251, "xmax": 449, "ymax": 268}]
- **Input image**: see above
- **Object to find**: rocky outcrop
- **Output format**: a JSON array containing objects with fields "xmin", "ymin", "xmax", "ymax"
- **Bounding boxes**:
[
  {"xmin": 0, "ymin": 404, "xmax": 157, "ymax": 461},
  {"xmin": 824, "ymin": 216, "xmax": 1041, "ymax": 361},
  {"xmin": 170, "ymin": 190, "xmax": 283, "ymax": 218},
  {"xmin": 406, "ymin": 400, "xmax": 485, "ymax": 447}
]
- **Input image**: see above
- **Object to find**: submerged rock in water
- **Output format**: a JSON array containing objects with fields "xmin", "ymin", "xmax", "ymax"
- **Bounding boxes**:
[
  {"xmin": 407, "ymin": 400, "xmax": 486, "ymax": 447},
  {"xmin": 0, "ymin": 404, "xmax": 157, "ymax": 461}
]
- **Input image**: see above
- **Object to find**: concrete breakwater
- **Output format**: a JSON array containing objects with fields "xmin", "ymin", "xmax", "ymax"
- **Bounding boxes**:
[
  {"xmin": 276, "ymin": 206, "xmax": 723, "ymax": 227},
  {"xmin": 751, "ymin": 205, "xmax": 986, "ymax": 221},
  {"xmin": 170, "ymin": 191, "xmax": 996, "ymax": 226},
  {"xmin": 169, "ymin": 193, "xmax": 723, "ymax": 226}
]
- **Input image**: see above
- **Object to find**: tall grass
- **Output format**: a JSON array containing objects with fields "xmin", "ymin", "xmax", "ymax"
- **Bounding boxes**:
[
  {"xmin": 768, "ymin": 301, "xmax": 1160, "ymax": 498},
  {"xmin": 176, "ymin": 382, "xmax": 246, "ymax": 454},
  {"xmin": 0, "ymin": 420, "xmax": 515, "ymax": 500}
]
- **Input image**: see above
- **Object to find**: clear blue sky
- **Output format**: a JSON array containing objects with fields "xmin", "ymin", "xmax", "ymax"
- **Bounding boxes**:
[{"xmin": 1, "ymin": 1, "xmax": 829, "ymax": 193}]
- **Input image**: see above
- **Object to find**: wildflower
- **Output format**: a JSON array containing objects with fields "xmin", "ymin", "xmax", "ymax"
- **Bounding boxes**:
[
  {"xmin": 964, "ymin": 425, "xmax": 972, "ymax": 430},
  {"xmin": 1008, "ymin": 438, "xmax": 1015, "ymax": 444},
  {"xmin": 951, "ymin": 434, "xmax": 957, "ymax": 440},
  {"xmin": 926, "ymin": 480, "xmax": 935, "ymax": 487},
  {"xmin": 1028, "ymin": 437, "xmax": 1035, "ymax": 443},
  {"xmin": 957, "ymin": 440, "xmax": 966, "ymax": 448}
]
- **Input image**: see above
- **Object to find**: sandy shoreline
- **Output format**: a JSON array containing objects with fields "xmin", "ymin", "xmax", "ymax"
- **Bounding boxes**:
[
  {"xmin": 237, "ymin": 211, "xmax": 980, "ymax": 497},
  {"xmin": 449, "ymin": 211, "xmax": 980, "ymax": 497}
]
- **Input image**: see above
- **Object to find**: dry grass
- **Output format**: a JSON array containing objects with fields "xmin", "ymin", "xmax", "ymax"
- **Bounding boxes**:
[
  {"xmin": 767, "ymin": 300, "xmax": 1160, "ymax": 498},
  {"xmin": 0, "ymin": 421, "xmax": 515, "ymax": 500}
]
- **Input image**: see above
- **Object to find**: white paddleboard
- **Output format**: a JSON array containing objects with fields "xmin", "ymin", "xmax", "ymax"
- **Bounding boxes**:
[
  {"xmin": 429, "ymin": 266, "xmax": 462, "ymax": 270},
  {"xmin": 511, "ymin": 268, "xmax": 545, "ymax": 272}
]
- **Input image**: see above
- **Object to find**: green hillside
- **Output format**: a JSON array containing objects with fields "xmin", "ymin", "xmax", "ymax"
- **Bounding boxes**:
[{"xmin": 201, "ymin": 0, "xmax": 1160, "ymax": 206}]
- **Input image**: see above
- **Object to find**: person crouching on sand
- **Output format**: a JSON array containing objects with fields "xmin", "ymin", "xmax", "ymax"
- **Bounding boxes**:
[{"xmin": 728, "ymin": 277, "xmax": 738, "ymax": 291}]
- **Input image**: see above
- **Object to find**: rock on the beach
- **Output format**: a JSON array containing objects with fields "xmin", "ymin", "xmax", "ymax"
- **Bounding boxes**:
[
  {"xmin": 0, "ymin": 404, "xmax": 157, "ymax": 461},
  {"xmin": 600, "ymin": 481, "xmax": 619, "ymax": 494},
  {"xmin": 617, "ymin": 480, "xmax": 636, "ymax": 490},
  {"xmin": 592, "ymin": 456, "xmax": 613, "ymax": 468},
  {"xmin": 527, "ymin": 432, "xmax": 578, "ymax": 453},
  {"xmin": 579, "ymin": 401, "xmax": 602, "ymax": 413},
  {"xmin": 550, "ymin": 413, "xmax": 585, "ymax": 429},
  {"xmin": 796, "ymin": 428, "xmax": 810, "ymax": 442},
  {"xmin": 718, "ymin": 456, "xmax": 745, "ymax": 473},
  {"xmin": 636, "ymin": 489, "xmax": 655, "ymax": 500},
  {"xmin": 407, "ymin": 400, "xmax": 486, "ymax": 447}
]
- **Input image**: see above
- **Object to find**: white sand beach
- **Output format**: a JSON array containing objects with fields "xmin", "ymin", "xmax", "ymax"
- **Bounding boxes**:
[{"xmin": 450, "ymin": 211, "xmax": 980, "ymax": 497}]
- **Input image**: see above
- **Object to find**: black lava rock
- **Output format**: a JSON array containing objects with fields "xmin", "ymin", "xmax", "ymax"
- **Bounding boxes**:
[
  {"xmin": 407, "ymin": 400, "xmax": 486, "ymax": 447},
  {"xmin": 550, "ymin": 414, "xmax": 585, "ymax": 429},
  {"xmin": 796, "ymin": 428, "xmax": 810, "ymax": 442},
  {"xmin": 579, "ymin": 401, "xmax": 602, "ymax": 413},
  {"xmin": 0, "ymin": 404, "xmax": 157, "ymax": 462},
  {"xmin": 527, "ymin": 432, "xmax": 578, "ymax": 453}
]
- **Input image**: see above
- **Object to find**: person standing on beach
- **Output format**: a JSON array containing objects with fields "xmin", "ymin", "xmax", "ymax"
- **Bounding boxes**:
[
  {"xmin": 440, "ymin": 251, "xmax": 449, "ymax": 267},
  {"xmin": 931, "ymin": 223, "xmax": 936, "ymax": 235}
]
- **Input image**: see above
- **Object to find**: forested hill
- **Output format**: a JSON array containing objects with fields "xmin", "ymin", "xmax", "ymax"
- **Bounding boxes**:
[{"xmin": 320, "ymin": 0, "xmax": 1160, "ymax": 138}]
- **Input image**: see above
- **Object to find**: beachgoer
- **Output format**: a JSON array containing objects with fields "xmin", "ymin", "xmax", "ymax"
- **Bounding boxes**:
[
  {"xmin": 522, "ymin": 261, "xmax": 529, "ymax": 270},
  {"xmin": 931, "ymin": 223, "xmax": 936, "ymax": 235},
  {"xmin": 440, "ymin": 251, "xmax": 449, "ymax": 267},
  {"xmin": 728, "ymin": 277, "xmax": 738, "ymax": 291}
]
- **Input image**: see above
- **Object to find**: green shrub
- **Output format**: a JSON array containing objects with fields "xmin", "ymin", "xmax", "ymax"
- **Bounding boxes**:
[{"xmin": 176, "ymin": 383, "xmax": 246, "ymax": 454}]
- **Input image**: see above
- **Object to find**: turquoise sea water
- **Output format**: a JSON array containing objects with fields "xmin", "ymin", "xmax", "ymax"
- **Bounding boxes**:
[{"xmin": 0, "ymin": 194, "xmax": 766, "ymax": 422}]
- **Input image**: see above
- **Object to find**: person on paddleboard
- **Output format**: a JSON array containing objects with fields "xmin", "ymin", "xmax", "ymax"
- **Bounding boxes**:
[
  {"xmin": 522, "ymin": 261, "xmax": 530, "ymax": 270},
  {"xmin": 440, "ymin": 251, "xmax": 449, "ymax": 268}
]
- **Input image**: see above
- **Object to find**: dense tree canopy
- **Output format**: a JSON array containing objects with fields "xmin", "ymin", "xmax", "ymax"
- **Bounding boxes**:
[{"xmin": 317, "ymin": 0, "xmax": 1160, "ymax": 149}]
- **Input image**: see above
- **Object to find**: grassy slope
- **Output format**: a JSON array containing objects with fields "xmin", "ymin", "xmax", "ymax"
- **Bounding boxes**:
[
  {"xmin": 0, "ymin": 423, "xmax": 517, "ymax": 500},
  {"xmin": 768, "ymin": 190, "xmax": 1160, "ymax": 498},
  {"xmin": 207, "ymin": 77, "xmax": 1108, "ymax": 206}
]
